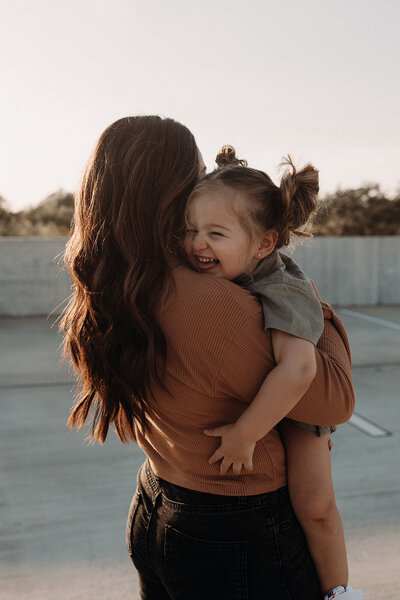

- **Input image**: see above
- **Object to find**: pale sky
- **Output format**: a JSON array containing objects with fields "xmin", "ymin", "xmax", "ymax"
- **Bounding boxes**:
[{"xmin": 1, "ymin": 0, "xmax": 399, "ymax": 211}]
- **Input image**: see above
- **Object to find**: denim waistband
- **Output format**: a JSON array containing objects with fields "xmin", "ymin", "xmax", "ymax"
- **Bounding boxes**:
[{"xmin": 141, "ymin": 459, "xmax": 290, "ymax": 510}]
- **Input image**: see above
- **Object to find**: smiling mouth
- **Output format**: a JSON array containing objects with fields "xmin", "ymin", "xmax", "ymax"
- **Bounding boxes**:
[{"xmin": 195, "ymin": 256, "xmax": 220, "ymax": 268}]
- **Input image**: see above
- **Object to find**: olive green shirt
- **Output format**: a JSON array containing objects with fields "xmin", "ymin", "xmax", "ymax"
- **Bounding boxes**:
[{"xmin": 237, "ymin": 250, "xmax": 324, "ymax": 345}]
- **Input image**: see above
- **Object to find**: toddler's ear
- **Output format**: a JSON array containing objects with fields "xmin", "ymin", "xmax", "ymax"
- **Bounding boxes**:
[{"xmin": 256, "ymin": 229, "xmax": 278, "ymax": 258}]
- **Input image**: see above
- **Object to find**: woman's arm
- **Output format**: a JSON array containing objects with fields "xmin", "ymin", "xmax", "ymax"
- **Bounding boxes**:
[
  {"xmin": 286, "ymin": 301, "xmax": 355, "ymax": 425},
  {"xmin": 214, "ymin": 296, "xmax": 355, "ymax": 428}
]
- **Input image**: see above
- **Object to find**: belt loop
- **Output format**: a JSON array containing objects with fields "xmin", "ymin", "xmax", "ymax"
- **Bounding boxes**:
[{"xmin": 144, "ymin": 459, "xmax": 161, "ymax": 499}]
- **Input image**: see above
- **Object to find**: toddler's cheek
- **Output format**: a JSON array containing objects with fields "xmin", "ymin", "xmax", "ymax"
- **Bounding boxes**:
[{"xmin": 183, "ymin": 238, "xmax": 192, "ymax": 256}]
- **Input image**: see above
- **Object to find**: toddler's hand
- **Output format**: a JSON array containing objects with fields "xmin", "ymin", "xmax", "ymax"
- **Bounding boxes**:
[{"xmin": 203, "ymin": 423, "xmax": 255, "ymax": 475}]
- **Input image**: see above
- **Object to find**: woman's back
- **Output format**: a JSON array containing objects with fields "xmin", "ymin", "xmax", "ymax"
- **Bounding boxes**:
[{"xmin": 136, "ymin": 264, "xmax": 286, "ymax": 495}]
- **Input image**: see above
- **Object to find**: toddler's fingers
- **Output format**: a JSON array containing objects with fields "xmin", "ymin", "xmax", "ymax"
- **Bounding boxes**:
[
  {"xmin": 232, "ymin": 462, "xmax": 242, "ymax": 476},
  {"xmin": 208, "ymin": 448, "xmax": 223, "ymax": 464},
  {"xmin": 244, "ymin": 458, "xmax": 253, "ymax": 472},
  {"xmin": 203, "ymin": 428, "xmax": 221, "ymax": 437},
  {"xmin": 219, "ymin": 458, "xmax": 232, "ymax": 475}
]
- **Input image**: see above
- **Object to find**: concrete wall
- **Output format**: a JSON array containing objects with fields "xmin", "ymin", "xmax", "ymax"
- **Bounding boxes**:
[
  {"xmin": 0, "ymin": 238, "xmax": 70, "ymax": 317},
  {"xmin": 285, "ymin": 237, "xmax": 400, "ymax": 305},
  {"xmin": 1, "ymin": 237, "xmax": 400, "ymax": 316}
]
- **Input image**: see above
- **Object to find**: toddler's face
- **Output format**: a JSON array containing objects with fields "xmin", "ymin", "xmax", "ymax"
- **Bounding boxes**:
[{"xmin": 184, "ymin": 191, "xmax": 262, "ymax": 280}]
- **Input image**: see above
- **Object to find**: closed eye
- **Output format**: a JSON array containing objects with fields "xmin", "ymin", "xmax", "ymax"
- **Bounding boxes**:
[{"xmin": 210, "ymin": 231, "xmax": 224, "ymax": 237}]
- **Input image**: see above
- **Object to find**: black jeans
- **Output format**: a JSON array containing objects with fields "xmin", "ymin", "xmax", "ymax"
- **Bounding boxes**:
[{"xmin": 126, "ymin": 460, "xmax": 321, "ymax": 600}]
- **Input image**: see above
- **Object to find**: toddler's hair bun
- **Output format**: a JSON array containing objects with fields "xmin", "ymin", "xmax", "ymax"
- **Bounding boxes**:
[
  {"xmin": 278, "ymin": 155, "xmax": 319, "ymax": 245},
  {"xmin": 215, "ymin": 145, "xmax": 248, "ymax": 168}
]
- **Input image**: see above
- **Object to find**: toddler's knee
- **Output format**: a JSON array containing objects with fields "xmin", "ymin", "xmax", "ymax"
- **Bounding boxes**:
[{"xmin": 295, "ymin": 492, "xmax": 337, "ymax": 527}]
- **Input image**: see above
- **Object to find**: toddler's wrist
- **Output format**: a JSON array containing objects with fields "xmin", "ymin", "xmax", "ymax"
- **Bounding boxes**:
[{"xmin": 233, "ymin": 419, "xmax": 258, "ymax": 445}]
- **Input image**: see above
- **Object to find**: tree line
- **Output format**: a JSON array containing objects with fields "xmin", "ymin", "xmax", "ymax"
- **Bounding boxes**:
[
  {"xmin": 0, "ymin": 190, "xmax": 74, "ymax": 236},
  {"xmin": 1, "ymin": 184, "xmax": 400, "ymax": 237},
  {"xmin": 312, "ymin": 184, "xmax": 400, "ymax": 236}
]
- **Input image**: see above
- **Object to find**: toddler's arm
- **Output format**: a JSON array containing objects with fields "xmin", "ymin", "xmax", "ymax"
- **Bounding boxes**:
[{"xmin": 204, "ymin": 330, "xmax": 317, "ymax": 474}]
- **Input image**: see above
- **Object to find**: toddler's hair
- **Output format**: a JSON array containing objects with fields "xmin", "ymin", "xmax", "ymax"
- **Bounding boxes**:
[
  {"xmin": 191, "ymin": 146, "xmax": 319, "ymax": 248},
  {"xmin": 215, "ymin": 145, "xmax": 248, "ymax": 168}
]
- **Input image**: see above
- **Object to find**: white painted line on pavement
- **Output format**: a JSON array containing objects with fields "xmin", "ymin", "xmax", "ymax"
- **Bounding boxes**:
[
  {"xmin": 339, "ymin": 309, "xmax": 400, "ymax": 331},
  {"xmin": 349, "ymin": 412, "xmax": 391, "ymax": 437}
]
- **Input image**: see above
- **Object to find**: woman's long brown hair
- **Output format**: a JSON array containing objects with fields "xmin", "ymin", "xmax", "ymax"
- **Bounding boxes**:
[{"xmin": 61, "ymin": 116, "xmax": 199, "ymax": 443}]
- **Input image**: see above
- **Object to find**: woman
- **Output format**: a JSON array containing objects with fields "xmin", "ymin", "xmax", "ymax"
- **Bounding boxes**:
[{"xmin": 61, "ymin": 115, "xmax": 355, "ymax": 600}]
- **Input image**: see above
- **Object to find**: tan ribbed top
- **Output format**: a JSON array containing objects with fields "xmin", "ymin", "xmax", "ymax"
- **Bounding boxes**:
[{"xmin": 135, "ymin": 264, "xmax": 355, "ymax": 496}]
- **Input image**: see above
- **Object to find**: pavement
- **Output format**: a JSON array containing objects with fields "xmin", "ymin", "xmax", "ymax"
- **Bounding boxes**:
[{"xmin": 0, "ymin": 306, "xmax": 399, "ymax": 600}]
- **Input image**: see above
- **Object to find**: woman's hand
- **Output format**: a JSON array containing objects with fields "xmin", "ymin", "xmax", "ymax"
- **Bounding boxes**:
[{"xmin": 203, "ymin": 423, "xmax": 255, "ymax": 475}]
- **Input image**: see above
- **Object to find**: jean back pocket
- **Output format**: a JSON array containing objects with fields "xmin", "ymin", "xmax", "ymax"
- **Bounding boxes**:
[{"xmin": 165, "ymin": 524, "xmax": 248, "ymax": 600}]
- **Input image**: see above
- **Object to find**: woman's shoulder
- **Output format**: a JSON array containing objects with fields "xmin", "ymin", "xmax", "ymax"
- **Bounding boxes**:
[
  {"xmin": 160, "ymin": 265, "xmax": 268, "ymax": 377},
  {"xmin": 171, "ymin": 264, "xmax": 262, "ymax": 317}
]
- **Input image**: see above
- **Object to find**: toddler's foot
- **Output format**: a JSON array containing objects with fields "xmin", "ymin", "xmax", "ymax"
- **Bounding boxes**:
[{"xmin": 324, "ymin": 585, "xmax": 365, "ymax": 600}]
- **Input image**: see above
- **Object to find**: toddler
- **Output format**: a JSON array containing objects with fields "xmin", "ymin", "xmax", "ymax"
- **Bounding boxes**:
[{"xmin": 184, "ymin": 146, "xmax": 364, "ymax": 600}]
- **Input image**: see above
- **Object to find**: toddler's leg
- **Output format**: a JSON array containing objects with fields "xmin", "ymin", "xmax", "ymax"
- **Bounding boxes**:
[{"xmin": 280, "ymin": 419, "xmax": 348, "ymax": 596}]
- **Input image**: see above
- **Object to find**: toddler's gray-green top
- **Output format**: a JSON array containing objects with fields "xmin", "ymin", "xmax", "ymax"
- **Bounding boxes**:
[{"xmin": 237, "ymin": 250, "xmax": 324, "ymax": 345}]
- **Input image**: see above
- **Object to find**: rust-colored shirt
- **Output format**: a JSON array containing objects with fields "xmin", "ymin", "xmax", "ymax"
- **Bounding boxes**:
[{"xmin": 135, "ymin": 264, "xmax": 354, "ymax": 496}]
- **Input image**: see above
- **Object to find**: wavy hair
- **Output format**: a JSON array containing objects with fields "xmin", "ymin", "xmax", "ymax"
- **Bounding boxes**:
[{"xmin": 61, "ymin": 116, "xmax": 199, "ymax": 443}]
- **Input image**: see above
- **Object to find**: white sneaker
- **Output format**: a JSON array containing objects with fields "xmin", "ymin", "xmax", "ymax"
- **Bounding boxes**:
[
  {"xmin": 324, "ymin": 586, "xmax": 365, "ymax": 600},
  {"xmin": 341, "ymin": 587, "xmax": 365, "ymax": 599}
]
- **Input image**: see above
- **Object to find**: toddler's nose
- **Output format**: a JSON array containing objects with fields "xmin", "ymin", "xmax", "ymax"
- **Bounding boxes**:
[{"xmin": 192, "ymin": 234, "xmax": 208, "ymax": 252}]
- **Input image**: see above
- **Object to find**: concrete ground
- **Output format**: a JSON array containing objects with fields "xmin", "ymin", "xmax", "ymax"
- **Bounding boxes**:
[{"xmin": 0, "ymin": 307, "xmax": 399, "ymax": 600}]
